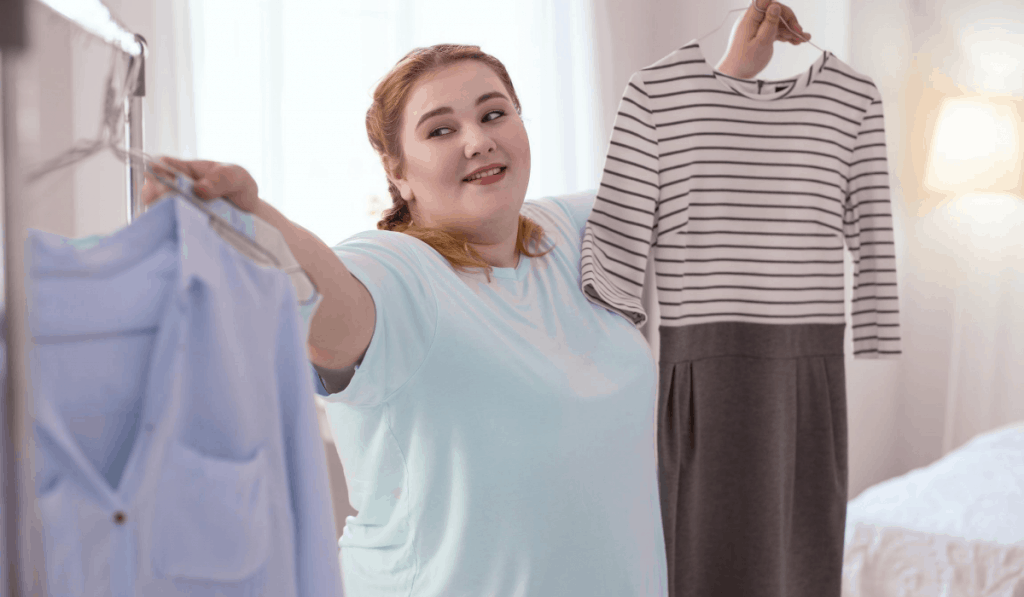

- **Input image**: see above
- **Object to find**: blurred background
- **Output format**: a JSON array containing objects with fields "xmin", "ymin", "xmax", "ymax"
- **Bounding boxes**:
[{"xmin": 6, "ymin": 0, "xmax": 1023, "ymax": 540}]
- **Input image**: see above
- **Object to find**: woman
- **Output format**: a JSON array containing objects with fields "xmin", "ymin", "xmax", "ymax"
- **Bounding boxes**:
[{"xmin": 145, "ymin": 3, "xmax": 809, "ymax": 595}]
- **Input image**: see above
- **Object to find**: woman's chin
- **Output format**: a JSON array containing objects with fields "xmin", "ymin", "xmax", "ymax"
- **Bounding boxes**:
[{"xmin": 460, "ymin": 210, "xmax": 522, "ymax": 238}]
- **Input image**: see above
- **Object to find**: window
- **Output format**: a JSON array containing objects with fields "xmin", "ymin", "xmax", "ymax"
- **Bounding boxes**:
[{"xmin": 190, "ymin": 0, "xmax": 600, "ymax": 246}]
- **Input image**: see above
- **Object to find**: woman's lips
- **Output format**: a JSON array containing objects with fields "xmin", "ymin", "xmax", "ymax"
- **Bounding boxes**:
[{"xmin": 463, "ymin": 166, "xmax": 507, "ymax": 185}]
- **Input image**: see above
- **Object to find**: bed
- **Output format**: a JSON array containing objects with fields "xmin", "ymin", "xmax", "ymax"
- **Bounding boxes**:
[{"xmin": 842, "ymin": 420, "xmax": 1024, "ymax": 596}]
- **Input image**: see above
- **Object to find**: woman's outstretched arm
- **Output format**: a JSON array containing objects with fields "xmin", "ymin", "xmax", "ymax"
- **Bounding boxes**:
[{"xmin": 141, "ymin": 158, "xmax": 375, "ymax": 372}]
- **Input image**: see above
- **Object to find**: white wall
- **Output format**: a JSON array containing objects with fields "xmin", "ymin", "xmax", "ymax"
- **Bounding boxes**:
[
  {"xmin": 9, "ymin": 0, "xmax": 197, "ymax": 239},
  {"xmin": 14, "ymin": 3, "xmax": 77, "ymax": 238},
  {"xmin": 884, "ymin": 0, "xmax": 1024, "ymax": 475}
]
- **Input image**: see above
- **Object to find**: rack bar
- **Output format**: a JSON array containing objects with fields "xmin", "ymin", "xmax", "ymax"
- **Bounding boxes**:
[
  {"xmin": 34, "ymin": 0, "xmax": 142, "ymax": 57},
  {"xmin": 126, "ymin": 34, "xmax": 147, "ymax": 222},
  {"xmin": 3, "ymin": 9, "xmax": 48, "ymax": 596}
]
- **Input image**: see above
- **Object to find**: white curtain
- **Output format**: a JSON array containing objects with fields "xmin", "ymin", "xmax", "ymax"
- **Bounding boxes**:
[
  {"xmin": 188, "ymin": 0, "xmax": 603, "ymax": 247},
  {"xmin": 919, "ymin": 194, "xmax": 1024, "ymax": 454}
]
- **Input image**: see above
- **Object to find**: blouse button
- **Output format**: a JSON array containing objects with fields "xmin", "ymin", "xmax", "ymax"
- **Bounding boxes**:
[{"xmin": 113, "ymin": 511, "xmax": 126, "ymax": 525}]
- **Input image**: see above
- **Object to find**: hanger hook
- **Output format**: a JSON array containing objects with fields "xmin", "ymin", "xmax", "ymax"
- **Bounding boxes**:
[{"xmin": 698, "ymin": 1, "xmax": 826, "ymax": 55}]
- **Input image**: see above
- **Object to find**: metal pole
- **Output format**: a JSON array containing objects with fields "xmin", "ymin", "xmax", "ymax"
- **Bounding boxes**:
[
  {"xmin": 126, "ymin": 34, "xmax": 146, "ymax": 223},
  {"xmin": 2, "ymin": 1, "xmax": 48, "ymax": 593},
  {"xmin": 0, "ymin": 44, "xmax": 25, "ymax": 597}
]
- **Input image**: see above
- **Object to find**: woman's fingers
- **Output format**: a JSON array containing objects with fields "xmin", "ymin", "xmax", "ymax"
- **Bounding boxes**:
[
  {"xmin": 770, "ymin": 3, "xmax": 811, "ymax": 44},
  {"xmin": 157, "ymin": 156, "xmax": 220, "ymax": 181},
  {"xmin": 742, "ymin": 0, "xmax": 771, "ymax": 39},
  {"xmin": 751, "ymin": 0, "xmax": 771, "ymax": 21},
  {"xmin": 775, "ymin": 3, "xmax": 803, "ymax": 35},
  {"xmin": 783, "ymin": 22, "xmax": 810, "ymax": 42},
  {"xmin": 196, "ymin": 163, "xmax": 262, "ymax": 212},
  {"xmin": 747, "ymin": 2, "xmax": 811, "ymax": 46},
  {"xmin": 143, "ymin": 157, "xmax": 260, "ymax": 212},
  {"xmin": 141, "ymin": 157, "xmax": 219, "ymax": 205},
  {"xmin": 141, "ymin": 170, "xmax": 173, "ymax": 206},
  {"xmin": 775, "ymin": 20, "xmax": 811, "ymax": 45},
  {"xmin": 151, "ymin": 156, "xmax": 232, "ymax": 200},
  {"xmin": 779, "ymin": 29, "xmax": 804, "ymax": 45},
  {"xmin": 194, "ymin": 163, "xmax": 245, "ymax": 200}
]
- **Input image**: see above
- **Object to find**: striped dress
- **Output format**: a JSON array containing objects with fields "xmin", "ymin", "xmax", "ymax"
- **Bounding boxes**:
[{"xmin": 580, "ymin": 40, "xmax": 901, "ymax": 597}]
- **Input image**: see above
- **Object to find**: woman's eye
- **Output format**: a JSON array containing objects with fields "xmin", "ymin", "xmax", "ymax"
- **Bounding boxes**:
[{"xmin": 428, "ymin": 110, "xmax": 506, "ymax": 138}]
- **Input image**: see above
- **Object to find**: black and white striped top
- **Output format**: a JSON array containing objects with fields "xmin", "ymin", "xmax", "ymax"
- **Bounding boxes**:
[{"xmin": 580, "ymin": 41, "xmax": 901, "ymax": 358}]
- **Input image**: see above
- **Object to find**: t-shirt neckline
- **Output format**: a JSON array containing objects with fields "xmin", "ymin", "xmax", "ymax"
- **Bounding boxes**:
[
  {"xmin": 488, "ymin": 252, "xmax": 530, "ymax": 280},
  {"xmin": 689, "ymin": 38, "xmax": 831, "ymax": 101}
]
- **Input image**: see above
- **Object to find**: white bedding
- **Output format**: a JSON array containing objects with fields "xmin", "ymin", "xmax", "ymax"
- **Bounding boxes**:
[{"xmin": 842, "ymin": 421, "xmax": 1024, "ymax": 596}]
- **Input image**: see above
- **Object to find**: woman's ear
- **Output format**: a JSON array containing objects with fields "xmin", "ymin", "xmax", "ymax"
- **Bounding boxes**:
[
  {"xmin": 395, "ymin": 180, "xmax": 414, "ymax": 202},
  {"xmin": 386, "ymin": 158, "xmax": 414, "ymax": 201}
]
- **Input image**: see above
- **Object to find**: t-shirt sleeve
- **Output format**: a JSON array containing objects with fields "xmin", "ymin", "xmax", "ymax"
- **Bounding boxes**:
[
  {"xmin": 312, "ymin": 231, "xmax": 438, "ymax": 407},
  {"xmin": 525, "ymin": 191, "xmax": 597, "ymax": 249}
]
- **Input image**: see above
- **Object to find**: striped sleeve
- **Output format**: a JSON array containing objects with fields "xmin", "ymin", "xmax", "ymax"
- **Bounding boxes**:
[
  {"xmin": 844, "ymin": 85, "xmax": 902, "ymax": 358},
  {"xmin": 580, "ymin": 71, "xmax": 660, "ymax": 328}
]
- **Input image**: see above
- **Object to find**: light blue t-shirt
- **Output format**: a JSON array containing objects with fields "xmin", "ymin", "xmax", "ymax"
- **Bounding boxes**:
[{"xmin": 316, "ymin": 192, "xmax": 668, "ymax": 596}]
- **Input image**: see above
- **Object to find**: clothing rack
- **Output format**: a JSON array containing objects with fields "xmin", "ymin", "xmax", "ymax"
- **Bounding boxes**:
[{"xmin": 1, "ymin": 1, "xmax": 147, "ymax": 594}]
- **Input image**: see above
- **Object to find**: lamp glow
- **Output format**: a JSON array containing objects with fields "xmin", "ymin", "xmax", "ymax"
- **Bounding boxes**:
[
  {"xmin": 933, "ymin": 192, "xmax": 1024, "ymax": 268},
  {"xmin": 923, "ymin": 97, "xmax": 1022, "ymax": 194}
]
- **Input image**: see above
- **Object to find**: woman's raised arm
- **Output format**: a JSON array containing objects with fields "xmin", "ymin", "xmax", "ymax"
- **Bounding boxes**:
[{"xmin": 717, "ymin": 0, "xmax": 811, "ymax": 79}]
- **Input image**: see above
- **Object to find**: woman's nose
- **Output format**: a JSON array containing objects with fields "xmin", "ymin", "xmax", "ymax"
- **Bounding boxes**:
[{"xmin": 464, "ymin": 126, "xmax": 496, "ymax": 158}]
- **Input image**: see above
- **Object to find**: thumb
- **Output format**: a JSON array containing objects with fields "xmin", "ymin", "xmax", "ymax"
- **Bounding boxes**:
[{"xmin": 755, "ymin": 3, "xmax": 782, "ymax": 45}]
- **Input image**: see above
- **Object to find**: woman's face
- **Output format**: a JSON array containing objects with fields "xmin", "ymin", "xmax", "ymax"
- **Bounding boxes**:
[{"xmin": 390, "ymin": 60, "xmax": 531, "ymax": 243}]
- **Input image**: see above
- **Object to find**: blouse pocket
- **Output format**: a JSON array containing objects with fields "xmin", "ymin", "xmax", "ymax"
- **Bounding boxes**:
[
  {"xmin": 37, "ymin": 478, "xmax": 85, "ymax": 597},
  {"xmin": 152, "ymin": 442, "xmax": 272, "ymax": 583}
]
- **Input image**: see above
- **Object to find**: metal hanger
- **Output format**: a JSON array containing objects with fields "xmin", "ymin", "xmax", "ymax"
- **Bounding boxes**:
[
  {"xmin": 697, "ymin": 0, "xmax": 825, "ymax": 55},
  {"xmin": 26, "ymin": 46, "xmax": 317, "ymax": 296}
]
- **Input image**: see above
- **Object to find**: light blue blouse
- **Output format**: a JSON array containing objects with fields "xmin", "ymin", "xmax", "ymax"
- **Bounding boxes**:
[{"xmin": 5, "ymin": 196, "xmax": 342, "ymax": 597}]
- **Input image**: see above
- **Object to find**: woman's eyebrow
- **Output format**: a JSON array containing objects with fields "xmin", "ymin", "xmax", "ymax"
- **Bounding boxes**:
[{"xmin": 415, "ymin": 91, "xmax": 510, "ymax": 130}]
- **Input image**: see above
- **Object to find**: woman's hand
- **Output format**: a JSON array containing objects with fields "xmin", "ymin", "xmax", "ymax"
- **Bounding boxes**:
[
  {"xmin": 716, "ymin": 0, "xmax": 810, "ymax": 80},
  {"xmin": 141, "ymin": 157, "xmax": 267, "ymax": 216}
]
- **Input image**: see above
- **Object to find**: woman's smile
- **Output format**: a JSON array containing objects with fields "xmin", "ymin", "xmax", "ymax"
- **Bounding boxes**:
[{"xmin": 463, "ymin": 166, "xmax": 508, "ymax": 186}]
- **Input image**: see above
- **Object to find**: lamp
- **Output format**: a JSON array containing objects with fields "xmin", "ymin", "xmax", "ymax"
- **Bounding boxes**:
[{"xmin": 922, "ymin": 96, "xmax": 1022, "ymax": 197}]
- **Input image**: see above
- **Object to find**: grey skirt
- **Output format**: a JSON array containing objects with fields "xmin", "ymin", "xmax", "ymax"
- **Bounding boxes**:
[{"xmin": 657, "ymin": 322, "xmax": 848, "ymax": 597}]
